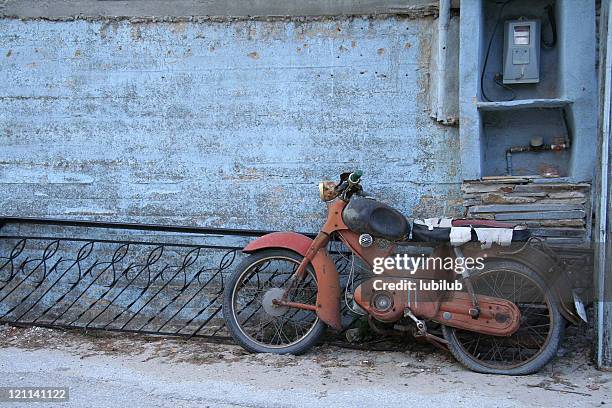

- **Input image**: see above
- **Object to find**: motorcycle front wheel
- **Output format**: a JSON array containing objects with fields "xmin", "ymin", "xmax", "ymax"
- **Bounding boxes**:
[
  {"xmin": 223, "ymin": 249, "xmax": 326, "ymax": 354},
  {"xmin": 442, "ymin": 260, "xmax": 565, "ymax": 375}
]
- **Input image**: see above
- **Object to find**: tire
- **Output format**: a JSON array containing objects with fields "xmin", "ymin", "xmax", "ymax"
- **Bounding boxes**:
[
  {"xmin": 442, "ymin": 260, "xmax": 565, "ymax": 375},
  {"xmin": 223, "ymin": 249, "xmax": 326, "ymax": 355}
]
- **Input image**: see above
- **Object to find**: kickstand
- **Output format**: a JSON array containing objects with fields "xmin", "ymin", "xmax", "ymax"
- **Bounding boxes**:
[{"xmin": 421, "ymin": 332, "xmax": 449, "ymax": 351}]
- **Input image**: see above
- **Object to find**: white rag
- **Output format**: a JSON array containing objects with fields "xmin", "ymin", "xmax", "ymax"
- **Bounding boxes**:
[
  {"xmin": 474, "ymin": 228, "xmax": 514, "ymax": 249},
  {"xmin": 415, "ymin": 218, "xmax": 453, "ymax": 230},
  {"xmin": 450, "ymin": 226, "xmax": 472, "ymax": 246}
]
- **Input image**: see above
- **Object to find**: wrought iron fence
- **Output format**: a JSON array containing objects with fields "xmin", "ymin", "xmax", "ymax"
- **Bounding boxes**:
[{"xmin": 0, "ymin": 217, "xmax": 362, "ymax": 340}]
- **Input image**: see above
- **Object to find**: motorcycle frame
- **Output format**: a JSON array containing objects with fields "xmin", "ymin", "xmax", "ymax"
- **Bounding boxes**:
[{"xmin": 243, "ymin": 198, "xmax": 547, "ymax": 335}]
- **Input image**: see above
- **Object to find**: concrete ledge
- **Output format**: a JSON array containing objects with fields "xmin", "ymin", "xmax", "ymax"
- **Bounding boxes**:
[{"xmin": 0, "ymin": 0, "xmax": 458, "ymax": 19}]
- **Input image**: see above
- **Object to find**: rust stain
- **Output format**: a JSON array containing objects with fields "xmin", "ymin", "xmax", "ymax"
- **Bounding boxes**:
[
  {"xmin": 74, "ymin": 49, "xmax": 81, "ymax": 57},
  {"xmin": 99, "ymin": 21, "xmax": 119, "ymax": 39},
  {"xmin": 245, "ymin": 24, "xmax": 257, "ymax": 41},
  {"xmin": 351, "ymin": 40, "xmax": 357, "ymax": 48},
  {"xmin": 130, "ymin": 25, "xmax": 142, "ymax": 41},
  {"xmin": 247, "ymin": 51, "xmax": 259, "ymax": 59},
  {"xmin": 294, "ymin": 25, "xmax": 347, "ymax": 40},
  {"xmin": 404, "ymin": 42, "xmax": 412, "ymax": 49},
  {"xmin": 415, "ymin": 21, "xmax": 433, "ymax": 107},
  {"xmin": 448, "ymin": 162, "xmax": 457, "ymax": 177},
  {"xmin": 377, "ymin": 48, "xmax": 385, "ymax": 56},
  {"xmin": 170, "ymin": 22, "xmax": 187, "ymax": 34}
]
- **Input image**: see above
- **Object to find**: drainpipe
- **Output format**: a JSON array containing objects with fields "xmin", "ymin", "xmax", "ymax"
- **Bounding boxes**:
[
  {"xmin": 596, "ymin": 0, "xmax": 612, "ymax": 369},
  {"xmin": 436, "ymin": 0, "xmax": 451, "ymax": 122}
]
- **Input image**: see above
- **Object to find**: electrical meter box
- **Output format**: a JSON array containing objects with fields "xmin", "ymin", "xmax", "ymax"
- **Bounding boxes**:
[{"xmin": 503, "ymin": 20, "xmax": 540, "ymax": 84}]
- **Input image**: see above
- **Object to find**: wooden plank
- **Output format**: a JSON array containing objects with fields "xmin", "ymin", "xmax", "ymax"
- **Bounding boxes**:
[
  {"xmin": 548, "ymin": 191, "xmax": 586, "ymax": 199},
  {"xmin": 494, "ymin": 210, "xmax": 586, "ymax": 220},
  {"xmin": 462, "ymin": 193, "xmax": 480, "ymax": 199},
  {"xmin": 470, "ymin": 203, "xmax": 584, "ymax": 213},
  {"xmin": 512, "ymin": 183, "xmax": 591, "ymax": 193},
  {"xmin": 461, "ymin": 184, "xmax": 512, "ymax": 194},
  {"xmin": 528, "ymin": 219, "xmax": 586, "ymax": 227},
  {"xmin": 478, "ymin": 177, "xmax": 529, "ymax": 184},
  {"xmin": 481, "ymin": 193, "xmax": 537, "ymax": 204},
  {"xmin": 463, "ymin": 198, "xmax": 481, "ymax": 206},
  {"xmin": 542, "ymin": 237, "xmax": 587, "ymax": 246},
  {"xmin": 529, "ymin": 228, "xmax": 587, "ymax": 237},
  {"xmin": 476, "ymin": 98, "xmax": 572, "ymax": 111},
  {"xmin": 538, "ymin": 198, "xmax": 588, "ymax": 205},
  {"xmin": 506, "ymin": 191, "xmax": 548, "ymax": 197},
  {"xmin": 465, "ymin": 213, "xmax": 495, "ymax": 220}
]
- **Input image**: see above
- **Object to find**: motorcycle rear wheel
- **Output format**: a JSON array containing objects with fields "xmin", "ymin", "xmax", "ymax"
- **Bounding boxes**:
[
  {"xmin": 223, "ymin": 249, "xmax": 326, "ymax": 354},
  {"xmin": 442, "ymin": 260, "xmax": 564, "ymax": 375}
]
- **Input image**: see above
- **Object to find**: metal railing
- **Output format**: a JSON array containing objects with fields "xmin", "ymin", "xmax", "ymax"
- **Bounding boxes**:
[{"xmin": 0, "ymin": 217, "xmax": 358, "ymax": 340}]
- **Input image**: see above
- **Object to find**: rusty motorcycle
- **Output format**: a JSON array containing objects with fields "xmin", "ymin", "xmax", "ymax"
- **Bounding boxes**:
[{"xmin": 223, "ymin": 171, "xmax": 585, "ymax": 375}]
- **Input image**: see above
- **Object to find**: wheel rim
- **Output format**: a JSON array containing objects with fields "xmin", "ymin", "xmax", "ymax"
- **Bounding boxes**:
[
  {"xmin": 450, "ymin": 268, "xmax": 554, "ymax": 369},
  {"xmin": 230, "ymin": 256, "xmax": 320, "ymax": 348}
]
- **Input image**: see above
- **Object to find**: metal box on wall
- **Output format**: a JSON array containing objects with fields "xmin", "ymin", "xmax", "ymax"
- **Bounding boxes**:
[{"xmin": 503, "ymin": 20, "xmax": 541, "ymax": 84}]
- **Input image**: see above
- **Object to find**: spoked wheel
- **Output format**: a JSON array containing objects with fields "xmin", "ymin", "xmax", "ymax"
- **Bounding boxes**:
[
  {"xmin": 223, "ymin": 249, "xmax": 325, "ymax": 354},
  {"xmin": 442, "ymin": 260, "xmax": 564, "ymax": 375}
]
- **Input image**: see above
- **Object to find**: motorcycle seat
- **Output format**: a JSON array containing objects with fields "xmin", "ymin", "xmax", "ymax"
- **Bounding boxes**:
[{"xmin": 342, "ymin": 196, "xmax": 410, "ymax": 241}]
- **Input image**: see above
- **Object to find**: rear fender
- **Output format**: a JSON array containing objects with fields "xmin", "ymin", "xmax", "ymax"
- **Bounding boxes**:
[
  {"xmin": 462, "ymin": 243, "xmax": 581, "ymax": 324},
  {"xmin": 243, "ymin": 232, "xmax": 342, "ymax": 330}
]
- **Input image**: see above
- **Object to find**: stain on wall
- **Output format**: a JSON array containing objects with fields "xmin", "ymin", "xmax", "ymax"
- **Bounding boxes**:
[{"xmin": 0, "ymin": 16, "xmax": 462, "ymax": 232}]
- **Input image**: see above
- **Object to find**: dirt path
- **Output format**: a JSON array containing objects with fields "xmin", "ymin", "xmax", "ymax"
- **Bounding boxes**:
[{"xmin": 0, "ymin": 325, "xmax": 609, "ymax": 407}]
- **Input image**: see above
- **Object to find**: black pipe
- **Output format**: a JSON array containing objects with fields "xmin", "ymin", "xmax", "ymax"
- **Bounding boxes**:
[{"xmin": 0, "ymin": 216, "xmax": 316, "ymax": 238}]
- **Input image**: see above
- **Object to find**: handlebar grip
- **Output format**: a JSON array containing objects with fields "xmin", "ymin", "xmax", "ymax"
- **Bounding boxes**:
[{"xmin": 348, "ymin": 170, "xmax": 363, "ymax": 183}]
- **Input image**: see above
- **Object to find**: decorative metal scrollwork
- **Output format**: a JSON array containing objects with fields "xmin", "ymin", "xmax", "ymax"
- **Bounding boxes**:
[{"xmin": 0, "ymin": 219, "xmax": 360, "ymax": 340}]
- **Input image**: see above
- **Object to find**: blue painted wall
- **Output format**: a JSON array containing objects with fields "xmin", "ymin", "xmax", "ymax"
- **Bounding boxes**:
[{"xmin": 0, "ymin": 17, "xmax": 463, "ymax": 231}]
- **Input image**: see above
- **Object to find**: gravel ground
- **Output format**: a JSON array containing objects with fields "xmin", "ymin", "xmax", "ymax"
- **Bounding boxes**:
[{"xmin": 0, "ymin": 324, "xmax": 609, "ymax": 407}]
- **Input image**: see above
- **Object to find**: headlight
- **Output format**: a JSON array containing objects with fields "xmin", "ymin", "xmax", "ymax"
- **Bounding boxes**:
[{"xmin": 318, "ymin": 181, "xmax": 338, "ymax": 201}]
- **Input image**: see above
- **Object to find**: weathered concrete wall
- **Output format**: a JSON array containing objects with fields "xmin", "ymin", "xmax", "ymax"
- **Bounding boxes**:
[{"xmin": 0, "ymin": 16, "xmax": 462, "ymax": 232}]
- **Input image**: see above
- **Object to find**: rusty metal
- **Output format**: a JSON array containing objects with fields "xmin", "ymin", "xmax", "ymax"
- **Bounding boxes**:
[
  {"xmin": 245, "ymin": 230, "xmax": 341, "ymax": 330},
  {"xmin": 273, "ymin": 299, "xmax": 317, "ymax": 311},
  {"xmin": 433, "ymin": 292, "xmax": 521, "ymax": 336},
  {"xmin": 0, "ymin": 218, "xmax": 357, "ymax": 339}
]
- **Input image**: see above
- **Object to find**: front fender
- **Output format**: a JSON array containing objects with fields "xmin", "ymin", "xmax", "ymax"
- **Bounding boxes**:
[{"xmin": 244, "ymin": 232, "xmax": 342, "ymax": 330}]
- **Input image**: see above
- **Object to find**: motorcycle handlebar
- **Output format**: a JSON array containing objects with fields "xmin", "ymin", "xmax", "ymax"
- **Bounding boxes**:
[{"xmin": 348, "ymin": 170, "xmax": 363, "ymax": 183}]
